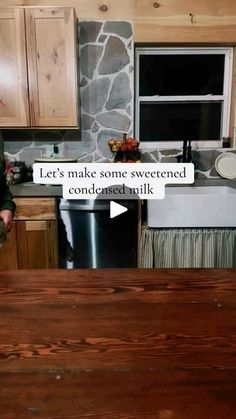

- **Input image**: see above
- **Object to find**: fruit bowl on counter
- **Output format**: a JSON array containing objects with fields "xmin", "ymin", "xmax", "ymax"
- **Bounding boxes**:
[
  {"xmin": 108, "ymin": 133, "xmax": 141, "ymax": 162},
  {"xmin": 108, "ymin": 138, "xmax": 140, "ymax": 152}
]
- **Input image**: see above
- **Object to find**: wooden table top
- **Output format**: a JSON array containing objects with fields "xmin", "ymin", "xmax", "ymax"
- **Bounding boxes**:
[{"xmin": 0, "ymin": 268, "xmax": 236, "ymax": 418}]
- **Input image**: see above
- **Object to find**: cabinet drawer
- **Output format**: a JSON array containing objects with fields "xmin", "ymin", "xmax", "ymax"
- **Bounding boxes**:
[{"xmin": 14, "ymin": 198, "xmax": 56, "ymax": 220}]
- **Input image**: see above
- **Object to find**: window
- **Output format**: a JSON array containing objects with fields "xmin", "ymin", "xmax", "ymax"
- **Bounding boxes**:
[{"xmin": 135, "ymin": 47, "xmax": 233, "ymax": 148}]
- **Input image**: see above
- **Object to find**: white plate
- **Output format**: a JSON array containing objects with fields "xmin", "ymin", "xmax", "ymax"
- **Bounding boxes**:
[
  {"xmin": 35, "ymin": 158, "xmax": 77, "ymax": 163},
  {"xmin": 215, "ymin": 152, "xmax": 236, "ymax": 179}
]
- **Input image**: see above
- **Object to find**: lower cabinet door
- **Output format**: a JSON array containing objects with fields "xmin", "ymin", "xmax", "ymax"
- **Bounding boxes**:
[
  {"xmin": 0, "ymin": 222, "xmax": 18, "ymax": 269},
  {"xmin": 16, "ymin": 220, "xmax": 58, "ymax": 269}
]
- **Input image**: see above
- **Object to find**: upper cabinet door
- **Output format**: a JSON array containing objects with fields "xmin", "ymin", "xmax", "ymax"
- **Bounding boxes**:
[
  {"xmin": 0, "ymin": 8, "xmax": 30, "ymax": 127},
  {"xmin": 25, "ymin": 7, "xmax": 78, "ymax": 127}
]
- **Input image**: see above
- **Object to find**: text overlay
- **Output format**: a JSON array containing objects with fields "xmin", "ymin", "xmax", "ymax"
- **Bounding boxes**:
[{"xmin": 33, "ymin": 163, "xmax": 194, "ymax": 199}]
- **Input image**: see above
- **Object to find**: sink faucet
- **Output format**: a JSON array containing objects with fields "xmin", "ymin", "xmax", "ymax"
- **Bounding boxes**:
[
  {"xmin": 177, "ymin": 140, "xmax": 192, "ymax": 163},
  {"xmin": 187, "ymin": 140, "xmax": 192, "ymax": 163}
]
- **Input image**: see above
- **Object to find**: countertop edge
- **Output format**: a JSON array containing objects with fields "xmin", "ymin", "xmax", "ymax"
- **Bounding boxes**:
[{"xmin": 9, "ymin": 178, "xmax": 236, "ymax": 197}]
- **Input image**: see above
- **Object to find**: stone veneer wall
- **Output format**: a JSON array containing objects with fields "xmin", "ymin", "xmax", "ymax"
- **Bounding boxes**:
[
  {"xmin": 78, "ymin": 20, "xmax": 133, "ymax": 162},
  {"xmin": 1, "ymin": 20, "xmax": 133, "ymax": 166},
  {"xmin": 141, "ymin": 147, "xmax": 236, "ymax": 179}
]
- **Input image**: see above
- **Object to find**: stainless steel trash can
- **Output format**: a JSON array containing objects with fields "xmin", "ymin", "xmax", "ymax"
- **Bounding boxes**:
[{"xmin": 57, "ymin": 199, "xmax": 138, "ymax": 268}]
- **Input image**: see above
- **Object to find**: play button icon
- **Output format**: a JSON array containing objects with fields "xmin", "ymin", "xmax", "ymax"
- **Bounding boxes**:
[
  {"xmin": 110, "ymin": 201, "xmax": 128, "ymax": 219},
  {"xmin": 93, "ymin": 183, "xmax": 140, "ymax": 225}
]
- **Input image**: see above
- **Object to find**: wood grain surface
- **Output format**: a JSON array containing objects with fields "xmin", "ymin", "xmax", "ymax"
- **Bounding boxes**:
[
  {"xmin": 0, "ymin": 268, "xmax": 236, "ymax": 418},
  {"xmin": 0, "ymin": 8, "xmax": 30, "ymax": 126},
  {"xmin": 25, "ymin": 7, "xmax": 78, "ymax": 127},
  {"xmin": 3, "ymin": 0, "xmax": 236, "ymax": 42}
]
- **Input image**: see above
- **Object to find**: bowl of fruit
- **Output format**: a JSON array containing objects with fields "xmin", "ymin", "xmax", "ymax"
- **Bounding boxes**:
[
  {"xmin": 123, "ymin": 137, "xmax": 140, "ymax": 151},
  {"xmin": 108, "ymin": 135, "xmax": 139, "ymax": 152}
]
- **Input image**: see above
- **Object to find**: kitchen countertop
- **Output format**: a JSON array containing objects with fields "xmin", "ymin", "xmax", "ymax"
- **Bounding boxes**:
[
  {"xmin": 0, "ymin": 268, "xmax": 236, "ymax": 418},
  {"xmin": 9, "ymin": 177, "xmax": 236, "ymax": 197},
  {"xmin": 10, "ymin": 182, "xmax": 63, "ymax": 197}
]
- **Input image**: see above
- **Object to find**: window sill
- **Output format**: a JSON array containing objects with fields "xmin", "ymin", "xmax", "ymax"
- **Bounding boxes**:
[{"xmin": 140, "ymin": 140, "xmax": 223, "ymax": 150}]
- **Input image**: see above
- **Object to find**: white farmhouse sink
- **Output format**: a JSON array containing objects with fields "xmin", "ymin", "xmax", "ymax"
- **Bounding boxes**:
[{"xmin": 147, "ymin": 186, "xmax": 236, "ymax": 227}]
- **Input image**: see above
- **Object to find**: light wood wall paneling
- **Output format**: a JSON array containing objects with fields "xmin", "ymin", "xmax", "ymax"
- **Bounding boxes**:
[
  {"xmin": 135, "ymin": 1, "xmax": 236, "ymax": 42},
  {"xmin": 21, "ymin": 1, "xmax": 136, "ymax": 19},
  {"xmin": 136, "ymin": 0, "xmax": 236, "ymax": 17},
  {"xmin": 3, "ymin": 1, "xmax": 236, "ymax": 18},
  {"xmin": 2, "ymin": 1, "xmax": 236, "ymax": 43},
  {"xmin": 12, "ymin": 0, "xmax": 236, "ymax": 42}
]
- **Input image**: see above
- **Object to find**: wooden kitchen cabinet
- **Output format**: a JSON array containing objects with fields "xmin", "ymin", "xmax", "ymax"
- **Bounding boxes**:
[
  {"xmin": 0, "ymin": 8, "xmax": 29, "ymax": 126},
  {"xmin": 0, "ymin": 198, "xmax": 58, "ymax": 270},
  {"xmin": 0, "ymin": 7, "xmax": 78, "ymax": 127},
  {"xmin": 25, "ymin": 7, "xmax": 78, "ymax": 127}
]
